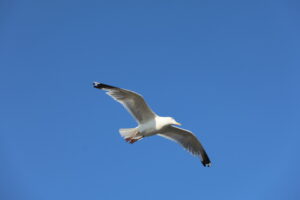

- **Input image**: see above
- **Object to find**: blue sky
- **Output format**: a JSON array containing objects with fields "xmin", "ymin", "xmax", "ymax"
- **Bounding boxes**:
[{"xmin": 0, "ymin": 0, "xmax": 299, "ymax": 199}]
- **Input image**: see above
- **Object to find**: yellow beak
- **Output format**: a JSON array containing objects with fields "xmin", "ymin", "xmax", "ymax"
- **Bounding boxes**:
[{"xmin": 175, "ymin": 122, "xmax": 182, "ymax": 126}]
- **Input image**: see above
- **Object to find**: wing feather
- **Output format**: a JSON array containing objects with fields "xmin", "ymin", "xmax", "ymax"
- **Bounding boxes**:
[
  {"xmin": 158, "ymin": 126, "xmax": 211, "ymax": 167},
  {"xmin": 93, "ymin": 82, "xmax": 156, "ymax": 124}
]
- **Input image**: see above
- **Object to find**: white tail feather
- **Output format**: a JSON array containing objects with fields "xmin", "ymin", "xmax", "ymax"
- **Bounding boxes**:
[{"xmin": 119, "ymin": 128, "xmax": 138, "ymax": 138}]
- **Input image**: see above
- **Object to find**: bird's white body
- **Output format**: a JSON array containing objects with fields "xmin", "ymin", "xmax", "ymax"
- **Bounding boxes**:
[
  {"xmin": 137, "ymin": 117, "xmax": 157, "ymax": 136},
  {"xmin": 137, "ymin": 116, "xmax": 176, "ymax": 137},
  {"xmin": 120, "ymin": 116, "xmax": 177, "ymax": 140}
]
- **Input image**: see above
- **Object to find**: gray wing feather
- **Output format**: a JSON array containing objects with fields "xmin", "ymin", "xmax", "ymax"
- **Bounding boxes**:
[
  {"xmin": 93, "ymin": 82, "xmax": 156, "ymax": 124},
  {"xmin": 158, "ymin": 126, "xmax": 211, "ymax": 167}
]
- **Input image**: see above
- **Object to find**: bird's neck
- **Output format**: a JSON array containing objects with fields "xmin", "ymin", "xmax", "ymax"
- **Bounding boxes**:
[{"xmin": 155, "ymin": 116, "xmax": 172, "ymax": 130}]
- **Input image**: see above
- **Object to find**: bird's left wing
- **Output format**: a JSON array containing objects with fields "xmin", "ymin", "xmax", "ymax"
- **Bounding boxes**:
[
  {"xmin": 158, "ymin": 126, "xmax": 211, "ymax": 167},
  {"xmin": 93, "ymin": 82, "xmax": 156, "ymax": 124}
]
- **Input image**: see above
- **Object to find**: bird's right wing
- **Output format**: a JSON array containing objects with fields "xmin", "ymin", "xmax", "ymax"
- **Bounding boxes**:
[
  {"xmin": 158, "ymin": 126, "xmax": 211, "ymax": 167},
  {"xmin": 93, "ymin": 82, "xmax": 156, "ymax": 124}
]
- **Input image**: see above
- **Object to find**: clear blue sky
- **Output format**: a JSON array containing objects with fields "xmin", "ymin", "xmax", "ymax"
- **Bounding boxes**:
[{"xmin": 0, "ymin": 0, "xmax": 299, "ymax": 200}]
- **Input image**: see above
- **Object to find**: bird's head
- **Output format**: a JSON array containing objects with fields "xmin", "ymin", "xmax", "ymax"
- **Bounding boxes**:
[{"xmin": 167, "ymin": 117, "xmax": 181, "ymax": 126}]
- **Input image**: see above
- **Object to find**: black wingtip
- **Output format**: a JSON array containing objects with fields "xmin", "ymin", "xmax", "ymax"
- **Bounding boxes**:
[
  {"xmin": 93, "ymin": 82, "xmax": 117, "ymax": 90},
  {"xmin": 202, "ymin": 161, "xmax": 211, "ymax": 167},
  {"xmin": 200, "ymin": 149, "xmax": 211, "ymax": 167},
  {"xmin": 201, "ymin": 155, "xmax": 211, "ymax": 167},
  {"xmin": 93, "ymin": 82, "xmax": 101, "ymax": 88}
]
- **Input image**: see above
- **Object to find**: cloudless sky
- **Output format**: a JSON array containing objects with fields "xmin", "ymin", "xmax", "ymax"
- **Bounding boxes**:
[{"xmin": 0, "ymin": 0, "xmax": 299, "ymax": 200}]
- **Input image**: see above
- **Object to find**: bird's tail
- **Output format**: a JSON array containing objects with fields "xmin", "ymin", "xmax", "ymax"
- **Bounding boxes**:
[{"xmin": 119, "ymin": 128, "xmax": 138, "ymax": 139}]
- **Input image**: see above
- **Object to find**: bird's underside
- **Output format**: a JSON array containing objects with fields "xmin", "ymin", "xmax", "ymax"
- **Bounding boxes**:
[{"xmin": 93, "ymin": 82, "xmax": 211, "ymax": 167}]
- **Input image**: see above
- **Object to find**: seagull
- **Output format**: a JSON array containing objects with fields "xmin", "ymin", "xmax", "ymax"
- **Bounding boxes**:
[{"xmin": 93, "ymin": 82, "xmax": 211, "ymax": 167}]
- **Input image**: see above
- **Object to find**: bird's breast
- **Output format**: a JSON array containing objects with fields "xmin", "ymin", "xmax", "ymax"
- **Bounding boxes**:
[{"xmin": 138, "ymin": 119, "xmax": 158, "ymax": 137}]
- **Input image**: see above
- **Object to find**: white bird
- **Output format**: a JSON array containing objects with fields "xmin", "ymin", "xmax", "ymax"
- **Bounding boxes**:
[{"xmin": 93, "ymin": 82, "xmax": 211, "ymax": 166}]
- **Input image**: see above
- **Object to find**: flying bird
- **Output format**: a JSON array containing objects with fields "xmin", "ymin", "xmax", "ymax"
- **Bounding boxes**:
[{"xmin": 93, "ymin": 82, "xmax": 211, "ymax": 167}]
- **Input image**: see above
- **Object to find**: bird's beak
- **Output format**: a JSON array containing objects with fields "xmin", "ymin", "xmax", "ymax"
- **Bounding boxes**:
[{"xmin": 175, "ymin": 121, "xmax": 182, "ymax": 126}]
